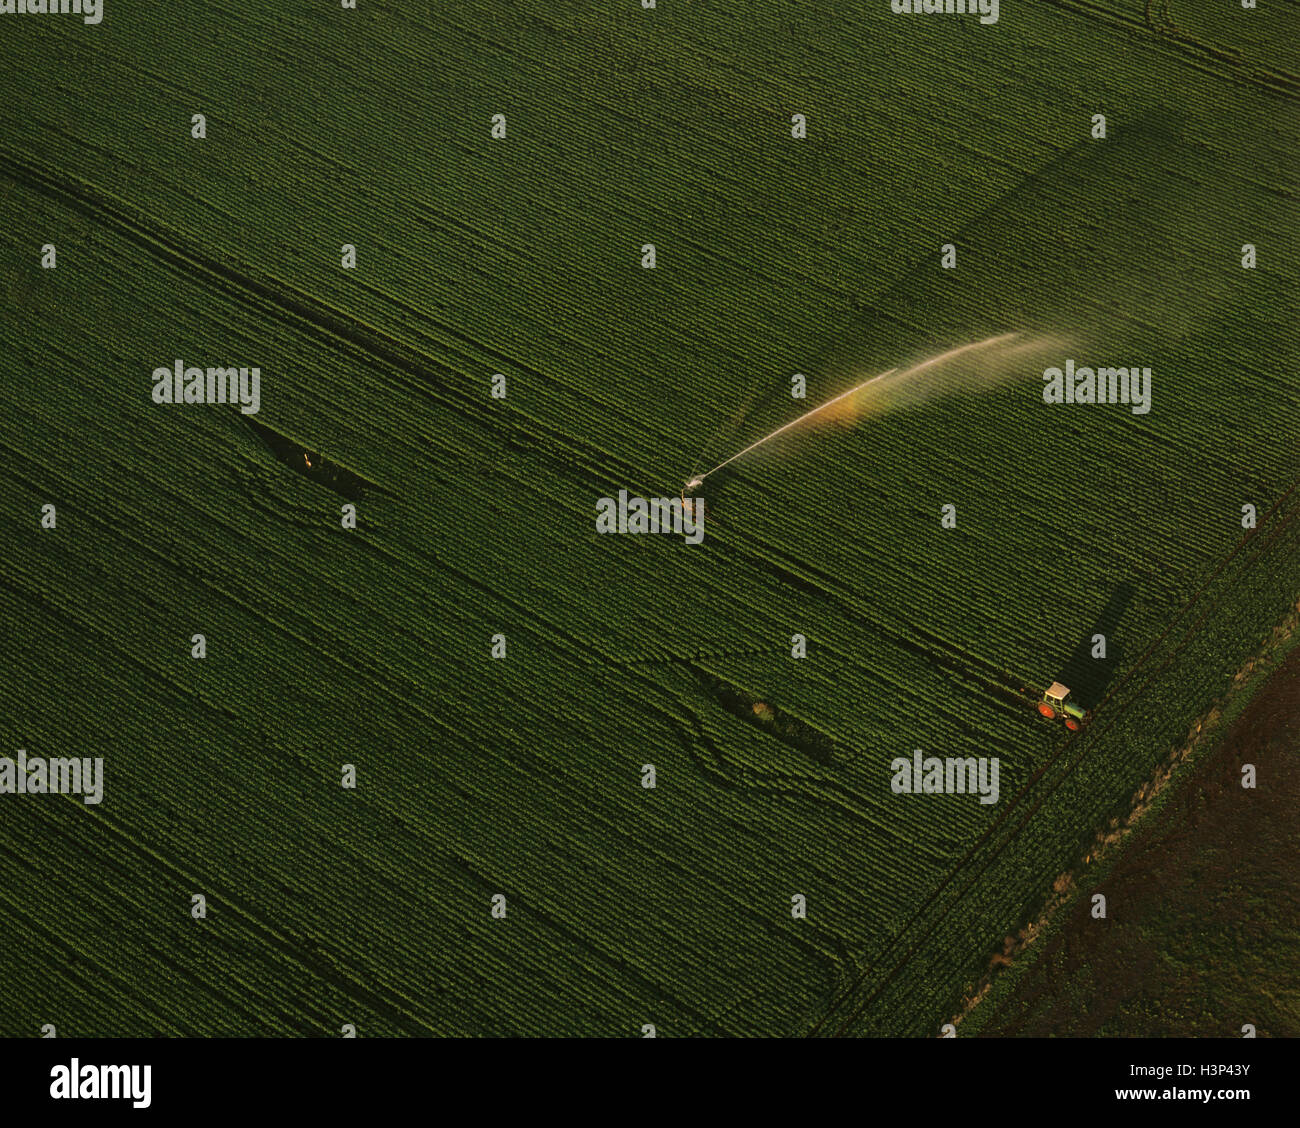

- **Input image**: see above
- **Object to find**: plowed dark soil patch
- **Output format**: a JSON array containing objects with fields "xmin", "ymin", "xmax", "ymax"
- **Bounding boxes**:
[{"xmin": 979, "ymin": 644, "xmax": 1300, "ymax": 1036}]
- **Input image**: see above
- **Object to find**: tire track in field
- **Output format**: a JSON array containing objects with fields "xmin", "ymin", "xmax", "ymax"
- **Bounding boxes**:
[
  {"xmin": 649, "ymin": 696, "xmax": 870, "ymax": 1028},
  {"xmin": 0, "ymin": 441, "xmax": 463, "ymax": 748},
  {"xmin": 0, "ymin": 885, "xmax": 198, "ymax": 1037},
  {"xmin": 814, "ymin": 471, "xmax": 1300, "ymax": 1036},
  {"xmin": 26, "ymin": 780, "xmax": 443, "ymax": 1035},
  {"xmin": 1044, "ymin": 0, "xmax": 1300, "ymax": 102},
  {"xmin": 0, "ymin": 145, "xmax": 664, "ymax": 492},
  {"xmin": 7, "ymin": 424, "xmax": 841, "ymax": 1031},
  {"xmin": 0, "ymin": 791, "xmax": 325, "ymax": 1035},
  {"xmin": 0, "ymin": 567, "xmax": 243, "ymax": 730},
  {"xmin": 663, "ymin": 675, "xmax": 957, "ymax": 874},
  {"xmin": 708, "ymin": 523, "xmax": 1034, "ymax": 710},
  {"xmin": 3, "ymin": 461, "xmax": 930, "ymax": 1034},
  {"xmin": 349, "ymin": 518, "xmax": 931, "ymax": 853},
  {"xmin": 0, "ymin": 468, "xmax": 499, "ymax": 1029}
]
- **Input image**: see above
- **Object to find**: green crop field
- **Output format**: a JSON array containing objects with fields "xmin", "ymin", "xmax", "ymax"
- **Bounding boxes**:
[{"xmin": 1, "ymin": 2, "xmax": 1298, "ymax": 1037}]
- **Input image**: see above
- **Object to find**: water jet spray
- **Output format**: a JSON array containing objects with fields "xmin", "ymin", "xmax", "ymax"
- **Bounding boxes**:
[{"xmin": 685, "ymin": 332, "xmax": 1029, "ymax": 489}]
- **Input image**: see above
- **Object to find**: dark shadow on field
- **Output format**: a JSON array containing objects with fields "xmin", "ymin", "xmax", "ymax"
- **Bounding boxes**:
[
  {"xmin": 700, "ymin": 105, "xmax": 1260, "ymax": 468},
  {"xmin": 1056, "ymin": 581, "xmax": 1136, "ymax": 711},
  {"xmin": 238, "ymin": 414, "xmax": 379, "ymax": 502},
  {"xmin": 693, "ymin": 668, "xmax": 841, "ymax": 768}
]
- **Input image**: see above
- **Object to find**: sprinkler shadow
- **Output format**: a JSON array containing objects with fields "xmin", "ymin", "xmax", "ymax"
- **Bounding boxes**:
[{"xmin": 707, "ymin": 104, "xmax": 1250, "ymax": 463}]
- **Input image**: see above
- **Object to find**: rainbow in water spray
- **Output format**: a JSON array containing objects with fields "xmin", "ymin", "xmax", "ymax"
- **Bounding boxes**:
[{"xmin": 684, "ymin": 332, "xmax": 1028, "ymax": 492}]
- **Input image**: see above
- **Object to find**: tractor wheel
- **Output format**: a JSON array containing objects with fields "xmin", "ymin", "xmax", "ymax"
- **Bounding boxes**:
[
  {"xmin": 1036, "ymin": 702, "xmax": 1056, "ymax": 720},
  {"xmin": 1064, "ymin": 717, "xmax": 1081, "ymax": 732}
]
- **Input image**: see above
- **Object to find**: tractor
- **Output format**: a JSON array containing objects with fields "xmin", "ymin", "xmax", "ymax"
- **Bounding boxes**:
[{"xmin": 1037, "ymin": 682, "xmax": 1089, "ymax": 732}]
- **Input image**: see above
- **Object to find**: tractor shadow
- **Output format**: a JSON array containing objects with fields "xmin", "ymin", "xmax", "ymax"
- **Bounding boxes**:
[{"xmin": 1056, "ymin": 581, "xmax": 1135, "ymax": 712}]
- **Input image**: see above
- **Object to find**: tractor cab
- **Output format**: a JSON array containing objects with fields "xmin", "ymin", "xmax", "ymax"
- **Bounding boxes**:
[{"xmin": 1037, "ymin": 682, "xmax": 1088, "ymax": 731}]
